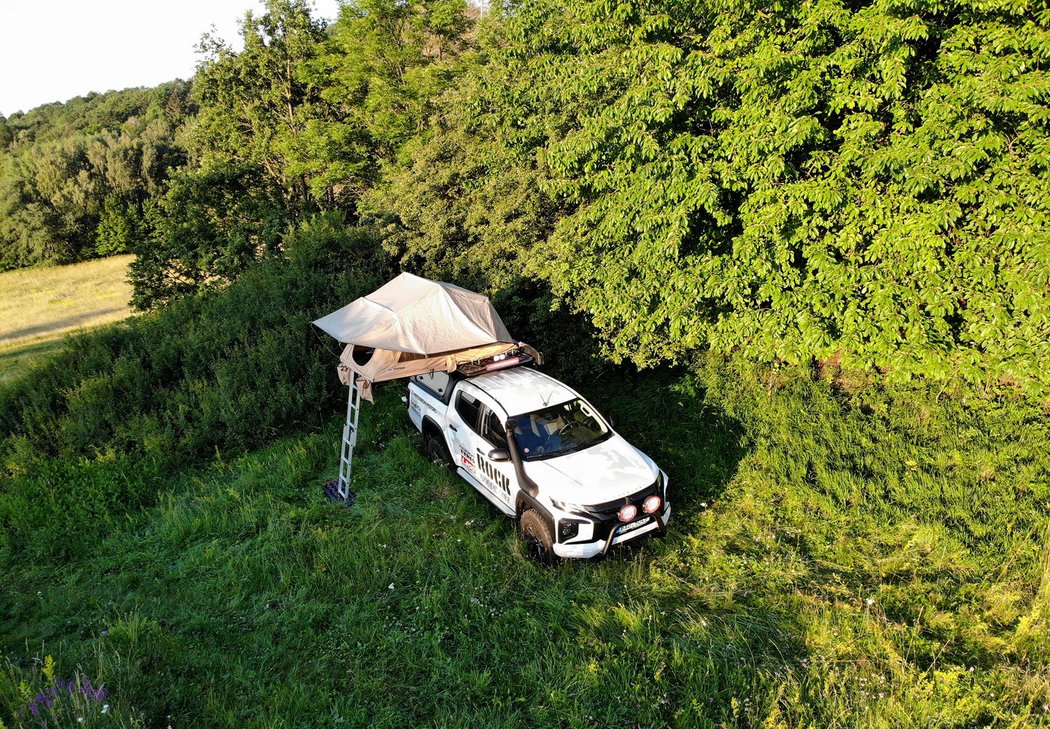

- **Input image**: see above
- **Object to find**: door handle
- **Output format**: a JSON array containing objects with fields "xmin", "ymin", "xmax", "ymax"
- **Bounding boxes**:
[{"xmin": 449, "ymin": 424, "xmax": 458, "ymax": 432}]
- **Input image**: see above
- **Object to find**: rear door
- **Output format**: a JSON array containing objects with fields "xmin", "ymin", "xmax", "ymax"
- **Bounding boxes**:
[{"xmin": 449, "ymin": 386, "xmax": 485, "ymax": 473}]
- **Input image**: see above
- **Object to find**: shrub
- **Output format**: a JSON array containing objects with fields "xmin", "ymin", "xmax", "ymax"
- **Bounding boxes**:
[{"xmin": 0, "ymin": 216, "xmax": 392, "ymax": 563}]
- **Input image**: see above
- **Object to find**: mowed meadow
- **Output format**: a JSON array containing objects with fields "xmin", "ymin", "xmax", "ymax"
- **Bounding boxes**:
[
  {"xmin": 1, "ymin": 226, "xmax": 1047, "ymax": 727},
  {"xmin": 0, "ymin": 255, "xmax": 135, "ymax": 384}
]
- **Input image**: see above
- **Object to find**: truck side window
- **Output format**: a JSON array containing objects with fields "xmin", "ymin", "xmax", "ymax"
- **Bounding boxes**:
[
  {"xmin": 455, "ymin": 391, "xmax": 482, "ymax": 431},
  {"xmin": 414, "ymin": 371, "xmax": 450, "ymax": 397},
  {"xmin": 481, "ymin": 409, "xmax": 508, "ymax": 450}
]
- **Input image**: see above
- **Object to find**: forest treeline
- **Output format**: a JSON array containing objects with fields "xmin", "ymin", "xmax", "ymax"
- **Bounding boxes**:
[
  {"xmin": 2, "ymin": 0, "xmax": 1048, "ymax": 393},
  {"xmin": 0, "ymin": 83, "xmax": 193, "ymax": 269}
]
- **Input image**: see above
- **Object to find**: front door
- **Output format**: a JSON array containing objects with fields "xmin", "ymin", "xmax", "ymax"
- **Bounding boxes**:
[{"xmin": 473, "ymin": 404, "xmax": 516, "ymax": 508}]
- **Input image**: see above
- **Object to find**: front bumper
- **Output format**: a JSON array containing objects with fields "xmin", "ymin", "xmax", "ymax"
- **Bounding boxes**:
[{"xmin": 553, "ymin": 503, "xmax": 671, "ymax": 559}]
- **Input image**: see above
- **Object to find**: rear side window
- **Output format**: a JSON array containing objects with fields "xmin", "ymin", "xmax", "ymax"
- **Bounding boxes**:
[
  {"xmin": 481, "ymin": 409, "xmax": 508, "ymax": 450},
  {"xmin": 455, "ymin": 391, "xmax": 482, "ymax": 431},
  {"xmin": 414, "ymin": 371, "xmax": 450, "ymax": 397}
]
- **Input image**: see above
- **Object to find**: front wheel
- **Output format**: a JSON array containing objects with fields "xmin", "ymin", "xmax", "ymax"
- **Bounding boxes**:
[{"xmin": 520, "ymin": 509, "xmax": 560, "ymax": 566}]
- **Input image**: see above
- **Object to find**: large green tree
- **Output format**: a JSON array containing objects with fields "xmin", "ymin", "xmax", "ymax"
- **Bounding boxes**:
[
  {"xmin": 133, "ymin": 0, "xmax": 477, "ymax": 306},
  {"xmin": 371, "ymin": 0, "xmax": 1050, "ymax": 392},
  {"xmin": 290, "ymin": 0, "xmax": 475, "ymax": 206},
  {"xmin": 188, "ymin": 0, "xmax": 329, "ymax": 211},
  {"xmin": 132, "ymin": 0, "xmax": 329, "ymax": 306}
]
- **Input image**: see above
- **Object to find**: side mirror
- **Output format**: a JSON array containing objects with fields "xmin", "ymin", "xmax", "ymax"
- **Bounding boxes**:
[
  {"xmin": 488, "ymin": 448, "xmax": 511, "ymax": 462},
  {"xmin": 606, "ymin": 413, "xmax": 619, "ymax": 429}
]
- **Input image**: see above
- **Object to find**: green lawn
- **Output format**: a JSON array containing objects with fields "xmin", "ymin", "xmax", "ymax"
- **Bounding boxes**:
[
  {"xmin": 2, "ymin": 361, "xmax": 1047, "ymax": 727},
  {"xmin": 0, "ymin": 256, "xmax": 134, "ymax": 383}
]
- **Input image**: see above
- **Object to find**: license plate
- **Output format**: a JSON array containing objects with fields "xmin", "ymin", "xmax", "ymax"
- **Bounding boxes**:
[{"xmin": 615, "ymin": 516, "xmax": 653, "ymax": 537}]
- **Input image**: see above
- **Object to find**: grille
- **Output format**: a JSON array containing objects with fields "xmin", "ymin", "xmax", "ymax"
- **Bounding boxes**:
[{"xmin": 580, "ymin": 480, "xmax": 660, "ymax": 519}]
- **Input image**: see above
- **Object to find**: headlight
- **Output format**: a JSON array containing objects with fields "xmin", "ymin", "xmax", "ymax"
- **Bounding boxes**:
[{"xmin": 551, "ymin": 499, "xmax": 585, "ymax": 514}]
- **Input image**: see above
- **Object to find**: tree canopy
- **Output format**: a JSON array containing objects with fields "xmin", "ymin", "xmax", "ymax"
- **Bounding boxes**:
[
  {"xmin": 368, "ymin": 0, "xmax": 1050, "ymax": 391},
  {"xmin": 0, "ymin": 83, "xmax": 192, "ymax": 269},
  {"xmin": 3, "ymin": 0, "xmax": 1047, "ymax": 393}
]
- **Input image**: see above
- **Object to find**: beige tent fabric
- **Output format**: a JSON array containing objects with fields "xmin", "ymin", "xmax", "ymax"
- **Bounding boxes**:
[
  {"xmin": 312, "ymin": 272, "xmax": 514, "ymax": 354},
  {"xmin": 314, "ymin": 273, "xmax": 520, "ymax": 401},
  {"xmin": 337, "ymin": 342, "xmax": 518, "ymax": 401}
]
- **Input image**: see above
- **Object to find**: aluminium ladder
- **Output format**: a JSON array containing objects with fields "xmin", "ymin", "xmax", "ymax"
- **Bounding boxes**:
[{"xmin": 336, "ymin": 375, "xmax": 362, "ymax": 499}]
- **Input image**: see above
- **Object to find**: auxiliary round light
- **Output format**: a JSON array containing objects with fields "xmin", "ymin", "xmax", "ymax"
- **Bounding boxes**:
[
  {"xmin": 618, "ymin": 504, "xmax": 638, "ymax": 523},
  {"xmin": 643, "ymin": 495, "xmax": 662, "ymax": 514}
]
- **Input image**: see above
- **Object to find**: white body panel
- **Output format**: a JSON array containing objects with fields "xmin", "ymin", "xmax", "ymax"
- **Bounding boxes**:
[
  {"xmin": 523, "ymin": 436, "xmax": 656, "ymax": 505},
  {"xmin": 407, "ymin": 367, "xmax": 670, "ymax": 559}
]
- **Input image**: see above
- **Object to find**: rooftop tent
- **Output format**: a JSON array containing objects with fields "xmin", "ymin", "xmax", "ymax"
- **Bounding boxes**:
[
  {"xmin": 312, "ymin": 272, "xmax": 527, "ymax": 500},
  {"xmin": 312, "ymin": 272, "xmax": 518, "ymax": 401},
  {"xmin": 313, "ymin": 271, "xmax": 514, "ymax": 354}
]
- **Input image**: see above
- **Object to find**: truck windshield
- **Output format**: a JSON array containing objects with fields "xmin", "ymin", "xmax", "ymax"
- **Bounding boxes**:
[{"xmin": 511, "ymin": 399, "xmax": 611, "ymax": 461}]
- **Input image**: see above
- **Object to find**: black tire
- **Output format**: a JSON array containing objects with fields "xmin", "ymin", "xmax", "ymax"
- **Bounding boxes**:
[
  {"xmin": 425, "ymin": 431, "xmax": 453, "ymax": 469},
  {"xmin": 520, "ymin": 509, "xmax": 560, "ymax": 566}
]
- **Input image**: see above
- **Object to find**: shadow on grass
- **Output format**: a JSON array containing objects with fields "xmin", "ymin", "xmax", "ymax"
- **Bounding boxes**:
[
  {"xmin": 557, "ymin": 369, "xmax": 809, "ymax": 725},
  {"xmin": 0, "ymin": 337, "xmax": 68, "ymax": 384},
  {"xmin": 584, "ymin": 366, "xmax": 748, "ymax": 524},
  {"xmin": 0, "ymin": 306, "xmax": 128, "ymax": 343}
]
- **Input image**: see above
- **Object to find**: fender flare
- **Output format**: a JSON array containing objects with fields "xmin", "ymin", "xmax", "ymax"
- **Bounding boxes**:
[
  {"xmin": 421, "ymin": 416, "xmax": 451, "ymax": 452},
  {"xmin": 515, "ymin": 491, "xmax": 555, "ymax": 535}
]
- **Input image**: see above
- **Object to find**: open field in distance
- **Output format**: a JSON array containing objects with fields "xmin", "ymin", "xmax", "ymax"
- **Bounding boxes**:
[{"xmin": 0, "ymin": 255, "xmax": 135, "ymax": 382}]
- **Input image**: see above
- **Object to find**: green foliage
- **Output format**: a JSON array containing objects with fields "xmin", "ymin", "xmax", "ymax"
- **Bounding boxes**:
[
  {"xmin": 128, "ymin": 165, "xmax": 288, "ymax": 309},
  {"xmin": 320, "ymin": 0, "xmax": 473, "ymax": 159},
  {"xmin": 188, "ymin": 0, "xmax": 330, "ymax": 211},
  {"xmin": 374, "ymin": 0, "xmax": 1050, "ymax": 394},
  {"xmin": 0, "ymin": 84, "xmax": 192, "ymax": 270},
  {"xmin": 95, "ymin": 196, "xmax": 141, "ymax": 256},
  {"xmin": 363, "ymin": 82, "xmax": 557, "ymax": 287},
  {"xmin": 127, "ymin": 0, "xmax": 476, "ymax": 307}
]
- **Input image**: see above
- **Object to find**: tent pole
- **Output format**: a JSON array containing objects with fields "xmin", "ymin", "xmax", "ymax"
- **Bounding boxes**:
[{"xmin": 337, "ymin": 375, "xmax": 362, "ymax": 499}]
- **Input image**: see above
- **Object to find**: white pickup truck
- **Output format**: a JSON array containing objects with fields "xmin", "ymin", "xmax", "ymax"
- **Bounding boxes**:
[{"xmin": 407, "ymin": 357, "xmax": 670, "ymax": 563}]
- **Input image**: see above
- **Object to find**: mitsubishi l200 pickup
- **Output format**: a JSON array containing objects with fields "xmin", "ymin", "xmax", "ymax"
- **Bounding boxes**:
[{"xmin": 407, "ymin": 359, "xmax": 670, "ymax": 563}]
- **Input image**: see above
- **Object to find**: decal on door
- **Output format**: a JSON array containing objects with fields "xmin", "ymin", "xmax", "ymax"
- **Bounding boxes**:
[
  {"xmin": 476, "ymin": 449, "xmax": 511, "ymax": 499},
  {"xmin": 458, "ymin": 446, "xmax": 476, "ymax": 470}
]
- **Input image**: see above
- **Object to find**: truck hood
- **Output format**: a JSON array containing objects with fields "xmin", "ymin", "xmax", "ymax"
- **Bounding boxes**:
[{"xmin": 523, "ymin": 434, "xmax": 657, "ymax": 505}]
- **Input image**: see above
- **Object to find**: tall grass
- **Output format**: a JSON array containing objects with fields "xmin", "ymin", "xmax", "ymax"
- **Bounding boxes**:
[{"xmin": 1, "ymin": 223, "xmax": 1048, "ymax": 726}]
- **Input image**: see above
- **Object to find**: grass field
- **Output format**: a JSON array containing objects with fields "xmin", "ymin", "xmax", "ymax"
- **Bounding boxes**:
[
  {"xmin": 0, "ymin": 233, "xmax": 1047, "ymax": 727},
  {"xmin": 2, "ymin": 365, "xmax": 1048, "ymax": 726},
  {"xmin": 0, "ymin": 255, "xmax": 135, "ymax": 383}
]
